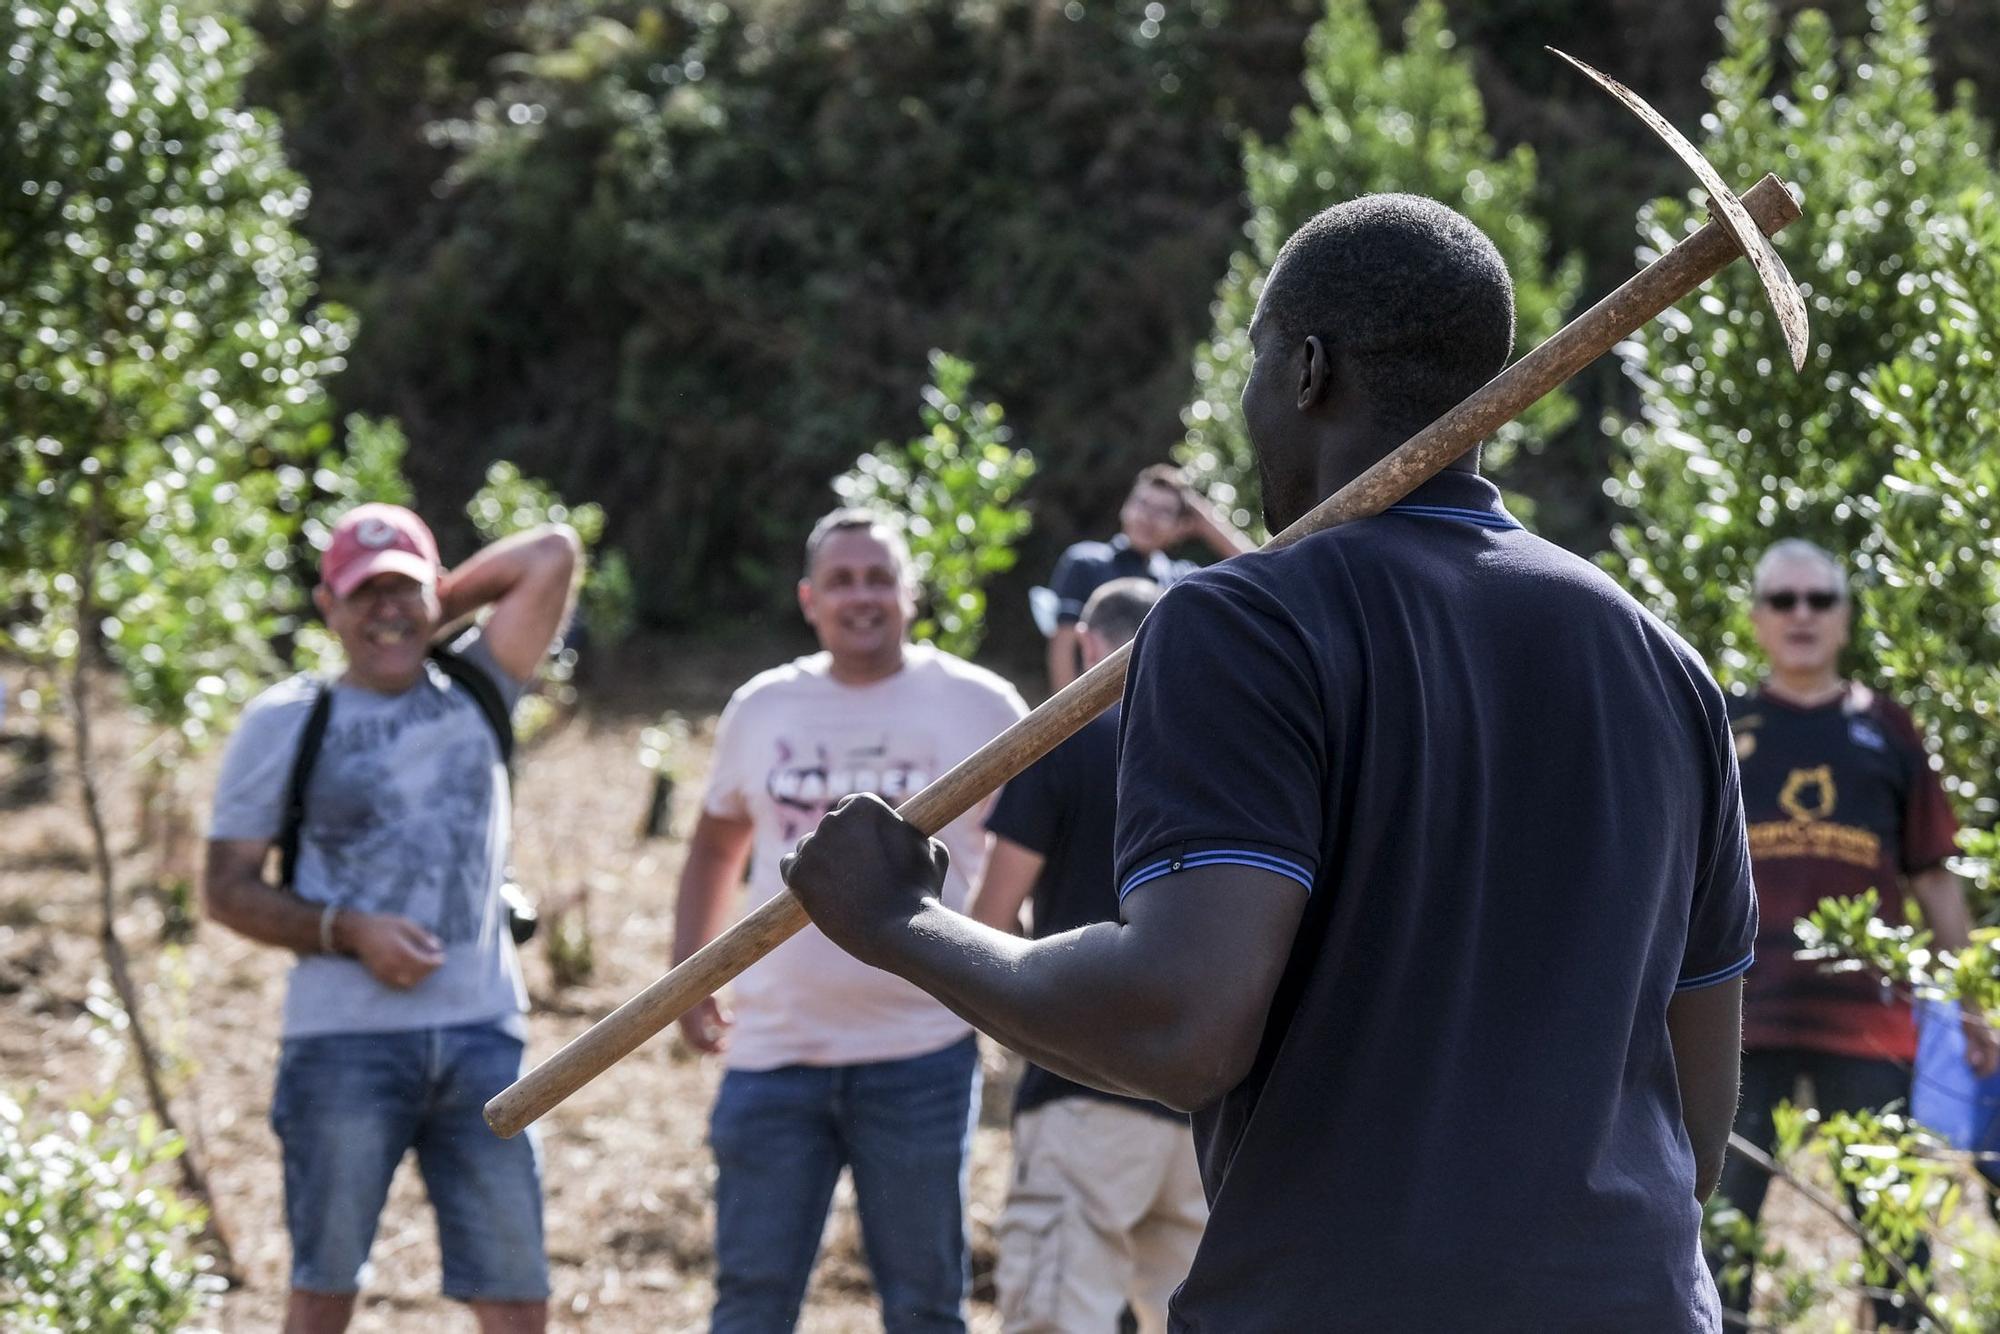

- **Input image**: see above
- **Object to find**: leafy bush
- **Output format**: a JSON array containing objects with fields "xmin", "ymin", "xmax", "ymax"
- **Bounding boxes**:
[
  {"xmin": 834, "ymin": 353, "xmax": 1037, "ymax": 659},
  {"xmin": 1606, "ymin": 0, "xmax": 1994, "ymax": 692},
  {"xmin": 0, "ymin": 1094, "xmax": 218, "ymax": 1332},
  {"xmin": 1177, "ymin": 0, "xmax": 1578, "ymax": 532},
  {"xmin": 0, "ymin": 0, "xmax": 356, "ymax": 744},
  {"xmin": 1608, "ymin": 0, "xmax": 2000, "ymax": 894},
  {"xmin": 467, "ymin": 458, "xmax": 634, "ymax": 652}
]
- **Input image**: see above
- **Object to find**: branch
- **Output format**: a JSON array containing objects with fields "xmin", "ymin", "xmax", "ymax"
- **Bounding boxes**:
[{"xmin": 1726, "ymin": 1131, "xmax": 1946, "ymax": 1330}]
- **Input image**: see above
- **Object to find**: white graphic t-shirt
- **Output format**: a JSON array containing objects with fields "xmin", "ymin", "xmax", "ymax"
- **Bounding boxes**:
[{"xmin": 703, "ymin": 643, "xmax": 1028, "ymax": 1070}]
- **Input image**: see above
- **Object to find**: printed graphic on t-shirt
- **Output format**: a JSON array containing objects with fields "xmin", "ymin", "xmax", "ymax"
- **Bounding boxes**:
[
  {"xmin": 306, "ymin": 712, "xmax": 497, "ymax": 945},
  {"xmin": 763, "ymin": 730, "xmax": 936, "ymax": 841}
]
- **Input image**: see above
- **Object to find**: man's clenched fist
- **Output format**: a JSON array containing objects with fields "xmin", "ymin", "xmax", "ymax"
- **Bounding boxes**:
[{"xmin": 780, "ymin": 793, "xmax": 950, "ymax": 966}]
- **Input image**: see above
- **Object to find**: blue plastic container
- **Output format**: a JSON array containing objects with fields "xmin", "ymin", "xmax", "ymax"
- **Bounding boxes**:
[{"xmin": 1912, "ymin": 998, "xmax": 2000, "ymax": 1183}]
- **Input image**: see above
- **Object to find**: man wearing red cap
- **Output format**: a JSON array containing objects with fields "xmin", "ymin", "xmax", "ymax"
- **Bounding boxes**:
[{"xmin": 204, "ymin": 503, "xmax": 579, "ymax": 1334}]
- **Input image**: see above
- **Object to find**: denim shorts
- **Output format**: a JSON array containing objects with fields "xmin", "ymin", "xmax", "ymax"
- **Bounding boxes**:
[{"xmin": 270, "ymin": 1022, "xmax": 549, "ymax": 1302}]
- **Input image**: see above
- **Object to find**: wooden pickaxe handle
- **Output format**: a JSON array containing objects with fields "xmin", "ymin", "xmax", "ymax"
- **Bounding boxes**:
[{"xmin": 485, "ymin": 172, "xmax": 1803, "ymax": 1139}]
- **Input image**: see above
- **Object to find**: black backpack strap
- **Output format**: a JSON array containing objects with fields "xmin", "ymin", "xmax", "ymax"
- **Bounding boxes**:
[
  {"xmin": 428, "ymin": 644, "xmax": 515, "ymax": 773},
  {"xmin": 277, "ymin": 682, "xmax": 335, "ymax": 892}
]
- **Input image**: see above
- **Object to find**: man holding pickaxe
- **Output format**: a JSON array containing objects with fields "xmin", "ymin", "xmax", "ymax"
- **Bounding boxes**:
[
  {"xmin": 484, "ymin": 51, "xmax": 1811, "ymax": 1333},
  {"xmin": 781, "ymin": 194, "xmax": 1757, "ymax": 1331}
]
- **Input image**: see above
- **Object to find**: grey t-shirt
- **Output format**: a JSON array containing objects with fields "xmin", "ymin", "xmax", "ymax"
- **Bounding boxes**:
[{"xmin": 209, "ymin": 631, "xmax": 529, "ymax": 1039}]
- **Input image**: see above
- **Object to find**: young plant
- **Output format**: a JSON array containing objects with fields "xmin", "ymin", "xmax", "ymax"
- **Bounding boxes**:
[{"xmin": 834, "ymin": 351, "xmax": 1037, "ymax": 659}]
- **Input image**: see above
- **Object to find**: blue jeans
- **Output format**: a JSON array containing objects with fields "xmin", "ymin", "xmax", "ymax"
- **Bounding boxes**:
[
  {"xmin": 269, "ymin": 1022, "xmax": 549, "ymax": 1302},
  {"xmin": 708, "ymin": 1035, "xmax": 980, "ymax": 1333}
]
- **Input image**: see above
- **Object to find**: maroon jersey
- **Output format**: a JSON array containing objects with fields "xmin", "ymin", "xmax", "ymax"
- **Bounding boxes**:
[{"xmin": 1728, "ymin": 683, "xmax": 1959, "ymax": 1061}]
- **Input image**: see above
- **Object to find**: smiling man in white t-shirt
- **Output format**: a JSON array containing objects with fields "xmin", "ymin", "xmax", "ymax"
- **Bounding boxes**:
[{"xmin": 673, "ymin": 508, "xmax": 1027, "ymax": 1334}]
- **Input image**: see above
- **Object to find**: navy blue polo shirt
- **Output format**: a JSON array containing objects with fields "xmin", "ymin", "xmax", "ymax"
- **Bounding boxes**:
[
  {"xmin": 987, "ymin": 707, "xmax": 1181, "ymax": 1122},
  {"xmin": 1048, "ymin": 534, "xmax": 1193, "ymax": 627},
  {"xmin": 1113, "ymin": 470, "xmax": 1755, "ymax": 1333}
]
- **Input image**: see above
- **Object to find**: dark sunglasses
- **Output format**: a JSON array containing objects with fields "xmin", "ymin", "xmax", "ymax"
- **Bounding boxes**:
[{"xmin": 1759, "ymin": 589, "xmax": 1841, "ymax": 613}]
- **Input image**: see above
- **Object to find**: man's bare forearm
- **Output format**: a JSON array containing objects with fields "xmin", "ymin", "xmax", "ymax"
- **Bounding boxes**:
[
  {"xmin": 1046, "ymin": 629, "xmax": 1080, "ymax": 691},
  {"xmin": 1911, "ymin": 865, "xmax": 1974, "ymax": 953},
  {"xmin": 438, "ymin": 525, "xmax": 578, "ymax": 623},
  {"xmin": 672, "ymin": 867, "xmax": 738, "ymax": 966},
  {"xmin": 888, "ymin": 900, "xmax": 1183, "ymax": 1103},
  {"xmin": 204, "ymin": 869, "xmax": 333, "ymax": 955},
  {"xmin": 673, "ymin": 816, "xmax": 755, "ymax": 965},
  {"xmin": 782, "ymin": 802, "xmax": 1303, "ymax": 1113}
]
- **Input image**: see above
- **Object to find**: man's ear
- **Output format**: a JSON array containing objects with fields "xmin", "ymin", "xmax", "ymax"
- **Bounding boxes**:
[
  {"xmin": 1298, "ymin": 335, "xmax": 1335, "ymax": 411},
  {"xmin": 796, "ymin": 577, "xmax": 816, "ymax": 627},
  {"xmin": 312, "ymin": 584, "xmax": 333, "ymax": 620}
]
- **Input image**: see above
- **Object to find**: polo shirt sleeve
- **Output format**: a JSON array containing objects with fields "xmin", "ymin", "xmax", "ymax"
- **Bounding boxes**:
[
  {"xmin": 701, "ymin": 689, "xmax": 756, "ymax": 822},
  {"xmin": 1049, "ymin": 545, "xmax": 1101, "ymax": 627},
  {"xmin": 1678, "ymin": 707, "xmax": 1758, "ymax": 990},
  {"xmin": 987, "ymin": 742, "xmax": 1065, "ymax": 857},
  {"xmin": 1113, "ymin": 576, "xmax": 1322, "ymax": 902}
]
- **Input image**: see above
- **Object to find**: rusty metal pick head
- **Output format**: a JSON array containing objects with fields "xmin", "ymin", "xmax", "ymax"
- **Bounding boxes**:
[{"xmin": 1550, "ymin": 48, "xmax": 1810, "ymax": 371}]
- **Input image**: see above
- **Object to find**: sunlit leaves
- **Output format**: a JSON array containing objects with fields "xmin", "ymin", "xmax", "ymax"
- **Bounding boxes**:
[
  {"xmin": 0, "ymin": 0, "xmax": 355, "ymax": 747},
  {"xmin": 0, "ymin": 1092, "xmax": 219, "ymax": 1331},
  {"xmin": 834, "ymin": 351, "xmax": 1036, "ymax": 658},
  {"xmin": 1607, "ymin": 0, "xmax": 1994, "ymax": 685},
  {"xmin": 1175, "ymin": 0, "xmax": 1579, "ymax": 533}
]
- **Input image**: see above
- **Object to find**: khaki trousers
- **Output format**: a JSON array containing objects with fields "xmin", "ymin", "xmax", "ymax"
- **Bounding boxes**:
[{"xmin": 995, "ymin": 1098, "xmax": 1208, "ymax": 1334}]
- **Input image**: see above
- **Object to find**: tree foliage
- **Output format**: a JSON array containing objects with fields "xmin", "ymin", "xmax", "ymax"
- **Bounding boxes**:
[
  {"xmin": 249, "ymin": 0, "xmax": 1273, "ymax": 641},
  {"xmin": 1606, "ymin": 0, "xmax": 1992, "ymax": 695},
  {"xmin": 0, "ymin": 0, "xmax": 353, "ymax": 742},
  {"xmin": 466, "ymin": 458, "xmax": 633, "ymax": 651},
  {"xmin": 1606, "ymin": 3, "xmax": 2000, "ymax": 1320},
  {"xmin": 1609, "ymin": 0, "xmax": 2000, "ymax": 891},
  {"xmin": 1852, "ymin": 191, "xmax": 2000, "ymax": 834},
  {"xmin": 835, "ymin": 352, "xmax": 1037, "ymax": 659},
  {"xmin": 0, "ymin": 0, "xmax": 374, "ymax": 1269},
  {"xmin": 1177, "ymin": 0, "xmax": 1579, "ymax": 532},
  {"xmin": 0, "ymin": 1094, "xmax": 218, "ymax": 1332}
]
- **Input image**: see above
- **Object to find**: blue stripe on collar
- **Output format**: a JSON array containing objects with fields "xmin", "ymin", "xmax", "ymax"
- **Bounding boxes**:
[{"xmin": 1384, "ymin": 503, "xmax": 1522, "ymax": 531}]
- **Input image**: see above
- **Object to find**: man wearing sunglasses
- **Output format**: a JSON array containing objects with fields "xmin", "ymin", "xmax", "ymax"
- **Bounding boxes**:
[{"xmin": 1715, "ymin": 538, "xmax": 1995, "ymax": 1327}]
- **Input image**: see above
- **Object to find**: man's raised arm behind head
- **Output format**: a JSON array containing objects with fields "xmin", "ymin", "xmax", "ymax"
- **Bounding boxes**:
[{"xmin": 438, "ymin": 524, "xmax": 582, "ymax": 684}]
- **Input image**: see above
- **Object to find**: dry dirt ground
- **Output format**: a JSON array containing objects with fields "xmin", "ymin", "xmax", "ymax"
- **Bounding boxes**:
[{"xmin": 0, "ymin": 634, "xmax": 1919, "ymax": 1331}]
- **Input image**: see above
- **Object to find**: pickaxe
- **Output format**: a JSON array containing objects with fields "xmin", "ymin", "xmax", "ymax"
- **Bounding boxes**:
[{"xmin": 486, "ymin": 52, "xmax": 1810, "ymax": 1139}]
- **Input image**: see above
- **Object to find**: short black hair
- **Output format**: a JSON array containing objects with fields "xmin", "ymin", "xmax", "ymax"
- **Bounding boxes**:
[
  {"xmin": 1079, "ymin": 577, "xmax": 1160, "ymax": 649},
  {"xmin": 1261, "ymin": 194, "xmax": 1515, "ymax": 429}
]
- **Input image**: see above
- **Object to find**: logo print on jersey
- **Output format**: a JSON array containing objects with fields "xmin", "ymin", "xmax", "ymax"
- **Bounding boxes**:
[{"xmin": 1778, "ymin": 765, "xmax": 1837, "ymax": 823}]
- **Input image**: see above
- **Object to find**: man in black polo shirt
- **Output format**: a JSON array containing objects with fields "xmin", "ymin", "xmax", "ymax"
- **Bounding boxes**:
[
  {"xmin": 782, "ymin": 194, "xmax": 1755, "ymax": 1332},
  {"xmin": 969, "ymin": 578, "xmax": 1204, "ymax": 1333}
]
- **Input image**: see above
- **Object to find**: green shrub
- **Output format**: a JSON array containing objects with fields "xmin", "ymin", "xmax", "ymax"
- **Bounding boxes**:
[
  {"xmin": 834, "ymin": 352, "xmax": 1037, "ymax": 659},
  {"xmin": 1177, "ymin": 0, "xmax": 1578, "ymax": 532},
  {"xmin": 467, "ymin": 458, "xmax": 635, "ymax": 657},
  {"xmin": 0, "ymin": 1094, "xmax": 218, "ymax": 1332}
]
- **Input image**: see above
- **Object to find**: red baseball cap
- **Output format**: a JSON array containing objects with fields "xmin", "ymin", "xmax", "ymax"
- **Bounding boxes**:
[{"xmin": 321, "ymin": 503, "xmax": 441, "ymax": 598}]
